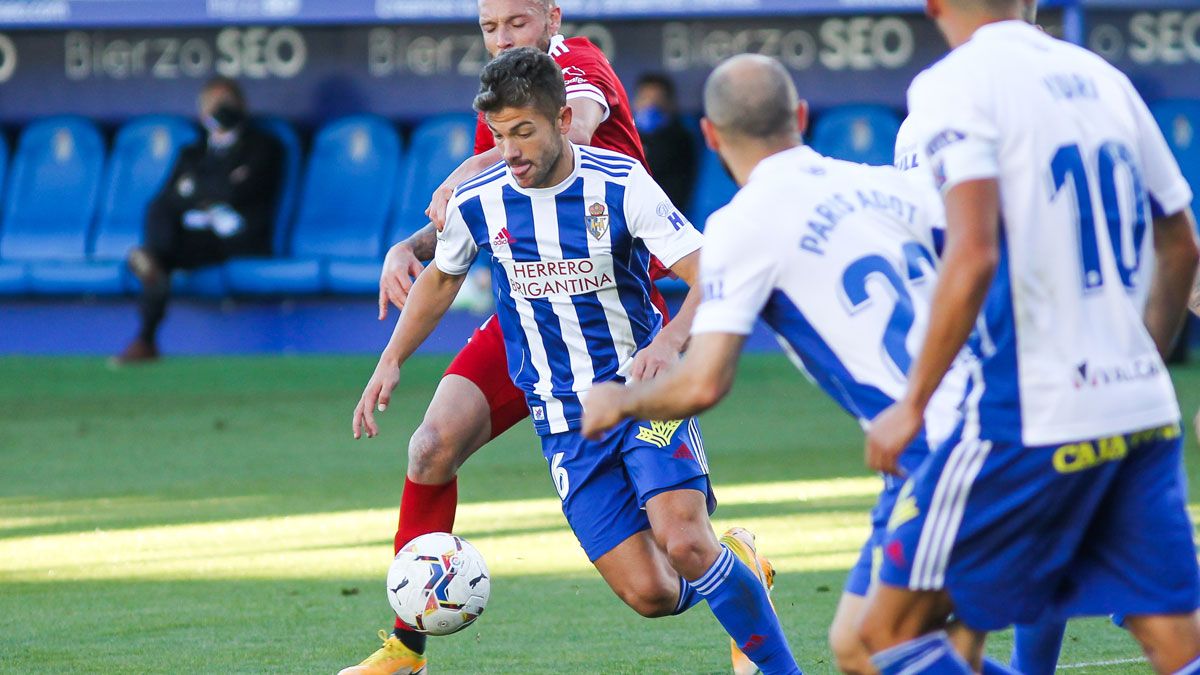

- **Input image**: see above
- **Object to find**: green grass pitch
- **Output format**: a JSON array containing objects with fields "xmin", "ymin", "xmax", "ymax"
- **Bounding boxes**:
[{"xmin": 2, "ymin": 354, "xmax": 1197, "ymax": 673}]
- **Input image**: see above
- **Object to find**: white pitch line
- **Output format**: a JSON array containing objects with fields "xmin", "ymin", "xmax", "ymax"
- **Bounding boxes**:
[{"xmin": 1057, "ymin": 657, "xmax": 1146, "ymax": 670}]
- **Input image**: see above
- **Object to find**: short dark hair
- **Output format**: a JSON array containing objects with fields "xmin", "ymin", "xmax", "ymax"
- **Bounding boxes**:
[
  {"xmin": 202, "ymin": 76, "xmax": 246, "ymax": 109},
  {"xmin": 473, "ymin": 47, "xmax": 565, "ymax": 121},
  {"xmin": 636, "ymin": 73, "xmax": 676, "ymax": 102}
]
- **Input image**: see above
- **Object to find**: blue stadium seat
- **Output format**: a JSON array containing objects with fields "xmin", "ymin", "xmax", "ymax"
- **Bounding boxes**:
[
  {"xmin": 0, "ymin": 134, "xmax": 23, "ymax": 295},
  {"xmin": 2, "ymin": 117, "xmax": 114, "ymax": 295},
  {"xmin": 226, "ymin": 115, "xmax": 402, "ymax": 295},
  {"xmin": 1, "ymin": 116, "xmax": 105, "ymax": 263},
  {"xmin": 1151, "ymin": 99, "xmax": 1200, "ymax": 216},
  {"xmin": 254, "ymin": 116, "xmax": 303, "ymax": 256},
  {"xmin": 0, "ymin": 262, "xmax": 27, "ymax": 295},
  {"xmin": 0, "ymin": 132, "xmax": 9, "ymax": 214},
  {"xmin": 92, "ymin": 115, "xmax": 199, "ymax": 260},
  {"xmin": 686, "ymin": 148, "xmax": 738, "ymax": 231},
  {"xmin": 326, "ymin": 258, "xmax": 382, "ymax": 295},
  {"xmin": 29, "ymin": 116, "xmax": 200, "ymax": 296},
  {"xmin": 810, "ymin": 105, "xmax": 901, "ymax": 166},
  {"xmin": 327, "ymin": 113, "xmax": 474, "ymax": 295},
  {"xmin": 392, "ymin": 113, "xmax": 475, "ymax": 243}
]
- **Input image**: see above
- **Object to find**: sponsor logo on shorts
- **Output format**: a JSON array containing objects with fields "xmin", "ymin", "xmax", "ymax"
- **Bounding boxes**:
[
  {"xmin": 1052, "ymin": 436, "xmax": 1127, "ymax": 474},
  {"xmin": 1052, "ymin": 424, "xmax": 1180, "ymax": 474},
  {"xmin": 636, "ymin": 419, "xmax": 683, "ymax": 448}
]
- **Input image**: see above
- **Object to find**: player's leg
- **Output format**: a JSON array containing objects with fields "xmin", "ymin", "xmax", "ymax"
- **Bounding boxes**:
[
  {"xmin": 545, "ymin": 420, "xmax": 692, "ymax": 618},
  {"xmin": 856, "ymin": 584, "xmax": 975, "ymax": 674},
  {"xmin": 339, "ymin": 320, "xmax": 525, "ymax": 675},
  {"xmin": 830, "ymin": 591, "xmax": 874, "ymax": 674},
  {"xmin": 1009, "ymin": 620, "xmax": 1067, "ymax": 675},
  {"xmin": 622, "ymin": 418, "xmax": 799, "ymax": 674},
  {"xmin": 835, "ymin": 565, "xmax": 1020, "ymax": 675},
  {"xmin": 860, "ymin": 425, "xmax": 1108, "ymax": 674},
  {"xmin": 830, "ymin": 495, "xmax": 889, "ymax": 674},
  {"xmin": 591, "ymin": 529, "xmax": 691, "ymax": 617},
  {"xmin": 1056, "ymin": 425, "xmax": 1200, "ymax": 674},
  {"xmin": 641, "ymin": 485, "xmax": 799, "ymax": 675},
  {"xmin": 1124, "ymin": 613, "xmax": 1200, "ymax": 674}
]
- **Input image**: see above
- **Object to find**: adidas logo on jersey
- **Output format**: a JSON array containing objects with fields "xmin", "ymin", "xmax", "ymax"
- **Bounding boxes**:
[{"xmin": 492, "ymin": 227, "xmax": 516, "ymax": 249}]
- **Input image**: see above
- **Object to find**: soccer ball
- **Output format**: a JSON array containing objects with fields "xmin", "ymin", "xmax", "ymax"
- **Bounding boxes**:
[{"xmin": 386, "ymin": 532, "xmax": 490, "ymax": 636}]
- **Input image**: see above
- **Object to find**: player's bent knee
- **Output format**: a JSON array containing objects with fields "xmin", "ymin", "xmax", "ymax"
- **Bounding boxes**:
[
  {"xmin": 663, "ymin": 534, "xmax": 717, "ymax": 581},
  {"xmin": 1125, "ymin": 613, "xmax": 1200, "ymax": 673},
  {"xmin": 615, "ymin": 578, "xmax": 677, "ymax": 618},
  {"xmin": 829, "ymin": 627, "xmax": 875, "ymax": 675},
  {"xmin": 407, "ymin": 423, "xmax": 461, "ymax": 482},
  {"xmin": 857, "ymin": 608, "xmax": 903, "ymax": 653}
]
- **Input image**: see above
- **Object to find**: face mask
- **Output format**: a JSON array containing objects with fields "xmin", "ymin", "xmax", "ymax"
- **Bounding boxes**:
[
  {"xmin": 211, "ymin": 103, "xmax": 246, "ymax": 130},
  {"xmin": 635, "ymin": 106, "xmax": 667, "ymax": 134}
]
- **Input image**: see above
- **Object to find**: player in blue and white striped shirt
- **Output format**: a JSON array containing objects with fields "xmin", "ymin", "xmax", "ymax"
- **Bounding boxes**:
[{"xmin": 353, "ymin": 48, "xmax": 800, "ymax": 674}]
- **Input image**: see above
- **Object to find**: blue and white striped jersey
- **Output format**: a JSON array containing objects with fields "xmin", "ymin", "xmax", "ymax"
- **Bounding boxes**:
[{"xmin": 435, "ymin": 143, "xmax": 703, "ymax": 435}]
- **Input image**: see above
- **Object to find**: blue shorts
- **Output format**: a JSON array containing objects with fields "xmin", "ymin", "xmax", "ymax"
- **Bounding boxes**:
[
  {"xmin": 845, "ymin": 441, "xmax": 932, "ymax": 597},
  {"xmin": 542, "ymin": 417, "xmax": 715, "ymax": 562},
  {"xmin": 879, "ymin": 422, "xmax": 1200, "ymax": 631}
]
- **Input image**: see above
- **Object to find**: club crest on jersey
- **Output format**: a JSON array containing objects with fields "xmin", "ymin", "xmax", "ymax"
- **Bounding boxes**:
[{"xmin": 586, "ymin": 202, "xmax": 609, "ymax": 240}]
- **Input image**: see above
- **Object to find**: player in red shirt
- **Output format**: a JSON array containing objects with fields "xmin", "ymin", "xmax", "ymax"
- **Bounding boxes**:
[{"xmin": 340, "ymin": 3, "xmax": 757, "ymax": 674}]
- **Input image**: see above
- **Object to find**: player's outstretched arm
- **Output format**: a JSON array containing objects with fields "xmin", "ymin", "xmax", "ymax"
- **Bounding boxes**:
[
  {"xmin": 354, "ymin": 267, "xmax": 467, "ymax": 439},
  {"xmin": 1144, "ymin": 208, "xmax": 1200, "ymax": 357},
  {"xmin": 866, "ymin": 178, "xmax": 1000, "ymax": 476},
  {"xmin": 378, "ymin": 232, "xmax": 432, "ymax": 320},
  {"xmin": 427, "ymin": 148, "xmax": 502, "ymax": 230},
  {"xmin": 583, "ymin": 331, "xmax": 746, "ymax": 439},
  {"xmin": 630, "ymin": 251, "xmax": 703, "ymax": 380}
]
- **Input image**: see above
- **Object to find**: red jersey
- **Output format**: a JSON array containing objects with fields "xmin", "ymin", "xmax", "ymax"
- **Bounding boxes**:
[
  {"xmin": 473, "ymin": 35, "xmax": 648, "ymax": 167},
  {"xmin": 472, "ymin": 35, "xmax": 673, "ymax": 290}
]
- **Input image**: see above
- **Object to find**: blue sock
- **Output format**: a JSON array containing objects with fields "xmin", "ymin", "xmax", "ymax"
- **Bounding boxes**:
[
  {"xmin": 1010, "ymin": 619, "xmax": 1066, "ymax": 675},
  {"xmin": 871, "ymin": 631, "xmax": 972, "ymax": 675},
  {"xmin": 693, "ymin": 545, "xmax": 801, "ymax": 675},
  {"xmin": 981, "ymin": 657, "xmax": 1020, "ymax": 674},
  {"xmin": 1175, "ymin": 654, "xmax": 1200, "ymax": 675},
  {"xmin": 672, "ymin": 576, "xmax": 701, "ymax": 615}
]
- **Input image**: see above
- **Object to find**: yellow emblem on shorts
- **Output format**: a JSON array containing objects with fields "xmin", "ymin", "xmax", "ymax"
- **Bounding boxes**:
[
  {"xmin": 886, "ymin": 481, "xmax": 919, "ymax": 532},
  {"xmin": 636, "ymin": 420, "xmax": 683, "ymax": 448}
]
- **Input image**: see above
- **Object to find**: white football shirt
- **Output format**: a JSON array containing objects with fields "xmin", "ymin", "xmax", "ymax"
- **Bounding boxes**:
[
  {"xmin": 693, "ymin": 145, "xmax": 964, "ymax": 446},
  {"xmin": 906, "ymin": 20, "xmax": 1190, "ymax": 445}
]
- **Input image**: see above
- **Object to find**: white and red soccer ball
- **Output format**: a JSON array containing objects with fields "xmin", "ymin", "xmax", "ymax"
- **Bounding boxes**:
[{"xmin": 386, "ymin": 532, "xmax": 491, "ymax": 636}]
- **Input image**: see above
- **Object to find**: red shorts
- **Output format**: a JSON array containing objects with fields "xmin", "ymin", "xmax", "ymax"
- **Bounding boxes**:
[
  {"xmin": 446, "ymin": 271, "xmax": 674, "ymax": 440},
  {"xmin": 444, "ymin": 316, "xmax": 530, "ymax": 439}
]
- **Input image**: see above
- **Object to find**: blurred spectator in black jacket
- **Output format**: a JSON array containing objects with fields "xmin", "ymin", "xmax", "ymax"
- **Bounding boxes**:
[
  {"xmin": 116, "ymin": 77, "xmax": 283, "ymax": 364},
  {"xmin": 634, "ymin": 73, "xmax": 697, "ymax": 210}
]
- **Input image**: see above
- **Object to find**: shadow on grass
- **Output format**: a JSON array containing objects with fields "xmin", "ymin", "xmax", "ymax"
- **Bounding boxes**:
[
  {"xmin": 0, "ymin": 570, "xmax": 1150, "ymax": 674},
  {"xmin": 0, "ymin": 570, "xmax": 848, "ymax": 674}
]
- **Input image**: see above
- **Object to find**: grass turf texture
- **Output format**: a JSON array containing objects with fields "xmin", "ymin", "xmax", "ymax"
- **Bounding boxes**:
[{"xmin": 1, "ymin": 354, "xmax": 1197, "ymax": 673}]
